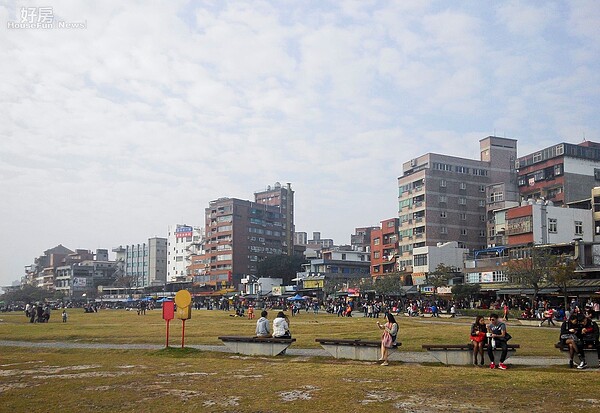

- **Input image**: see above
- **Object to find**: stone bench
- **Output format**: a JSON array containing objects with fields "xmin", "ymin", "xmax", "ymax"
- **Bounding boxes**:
[
  {"xmin": 554, "ymin": 342, "xmax": 599, "ymax": 366},
  {"xmin": 422, "ymin": 343, "xmax": 520, "ymax": 365},
  {"xmin": 315, "ymin": 338, "xmax": 401, "ymax": 361},
  {"xmin": 218, "ymin": 336, "xmax": 295, "ymax": 356}
]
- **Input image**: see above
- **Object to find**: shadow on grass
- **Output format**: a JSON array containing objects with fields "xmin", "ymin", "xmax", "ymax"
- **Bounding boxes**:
[{"xmin": 154, "ymin": 346, "xmax": 203, "ymax": 358}]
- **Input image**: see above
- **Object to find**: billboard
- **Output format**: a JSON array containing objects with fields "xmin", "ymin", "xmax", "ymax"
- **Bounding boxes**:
[
  {"xmin": 73, "ymin": 277, "xmax": 87, "ymax": 287},
  {"xmin": 175, "ymin": 226, "xmax": 193, "ymax": 238}
]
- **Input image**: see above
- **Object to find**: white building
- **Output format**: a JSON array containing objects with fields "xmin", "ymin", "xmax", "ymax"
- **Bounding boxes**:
[
  {"xmin": 506, "ymin": 200, "xmax": 593, "ymax": 245},
  {"xmin": 412, "ymin": 241, "xmax": 469, "ymax": 285},
  {"xmin": 167, "ymin": 224, "xmax": 203, "ymax": 282}
]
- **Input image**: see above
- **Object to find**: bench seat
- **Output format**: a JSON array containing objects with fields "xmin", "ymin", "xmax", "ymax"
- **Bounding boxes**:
[
  {"xmin": 554, "ymin": 342, "xmax": 599, "ymax": 365},
  {"xmin": 315, "ymin": 338, "xmax": 401, "ymax": 361},
  {"xmin": 218, "ymin": 336, "xmax": 295, "ymax": 356},
  {"xmin": 422, "ymin": 343, "xmax": 519, "ymax": 365}
]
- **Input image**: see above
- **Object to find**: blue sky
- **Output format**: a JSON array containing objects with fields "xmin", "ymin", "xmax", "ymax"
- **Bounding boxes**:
[{"xmin": 1, "ymin": 1, "xmax": 599, "ymax": 287}]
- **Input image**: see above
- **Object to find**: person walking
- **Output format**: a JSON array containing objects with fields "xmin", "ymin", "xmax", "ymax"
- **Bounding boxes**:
[
  {"xmin": 487, "ymin": 313, "xmax": 510, "ymax": 370},
  {"xmin": 470, "ymin": 315, "xmax": 487, "ymax": 366},
  {"xmin": 377, "ymin": 313, "xmax": 398, "ymax": 366}
]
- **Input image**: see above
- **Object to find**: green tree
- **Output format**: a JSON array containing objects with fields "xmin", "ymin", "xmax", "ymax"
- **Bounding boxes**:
[
  {"xmin": 451, "ymin": 283, "xmax": 481, "ymax": 301},
  {"xmin": 257, "ymin": 255, "xmax": 307, "ymax": 285},
  {"xmin": 426, "ymin": 264, "xmax": 455, "ymax": 300},
  {"xmin": 374, "ymin": 274, "xmax": 403, "ymax": 297},
  {"xmin": 0, "ymin": 284, "xmax": 54, "ymax": 304}
]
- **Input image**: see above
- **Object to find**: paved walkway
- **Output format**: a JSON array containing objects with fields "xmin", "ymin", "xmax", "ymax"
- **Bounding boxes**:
[{"xmin": 0, "ymin": 340, "xmax": 567, "ymax": 366}]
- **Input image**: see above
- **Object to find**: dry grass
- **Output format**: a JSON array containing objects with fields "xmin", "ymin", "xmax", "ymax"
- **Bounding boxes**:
[
  {"xmin": 0, "ymin": 309, "xmax": 562, "ymax": 356},
  {"xmin": 1, "ymin": 346, "xmax": 600, "ymax": 413}
]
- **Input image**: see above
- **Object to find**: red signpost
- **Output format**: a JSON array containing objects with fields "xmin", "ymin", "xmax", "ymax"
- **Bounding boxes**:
[{"xmin": 162, "ymin": 301, "xmax": 175, "ymax": 348}]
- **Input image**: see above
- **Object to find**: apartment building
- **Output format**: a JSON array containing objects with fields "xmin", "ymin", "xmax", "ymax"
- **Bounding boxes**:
[
  {"xmin": 114, "ymin": 237, "xmax": 167, "ymax": 288},
  {"xmin": 166, "ymin": 224, "xmax": 203, "ymax": 282},
  {"xmin": 517, "ymin": 141, "xmax": 600, "ymax": 205},
  {"xmin": 254, "ymin": 182, "xmax": 294, "ymax": 255},
  {"xmin": 352, "ymin": 226, "xmax": 378, "ymax": 252},
  {"xmin": 199, "ymin": 189, "xmax": 292, "ymax": 288},
  {"xmin": 370, "ymin": 219, "xmax": 399, "ymax": 276},
  {"xmin": 397, "ymin": 136, "xmax": 517, "ymax": 267}
]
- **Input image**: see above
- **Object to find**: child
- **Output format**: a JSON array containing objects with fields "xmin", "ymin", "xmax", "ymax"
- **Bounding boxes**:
[{"xmin": 62, "ymin": 309, "xmax": 68, "ymax": 323}]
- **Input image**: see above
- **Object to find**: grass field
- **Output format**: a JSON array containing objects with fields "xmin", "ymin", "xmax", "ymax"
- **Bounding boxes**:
[
  {"xmin": 2, "ymin": 309, "xmax": 600, "ymax": 412},
  {"xmin": 0, "ymin": 308, "xmax": 564, "ymax": 356}
]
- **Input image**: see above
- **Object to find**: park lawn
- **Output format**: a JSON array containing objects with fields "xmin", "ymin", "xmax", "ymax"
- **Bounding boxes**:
[
  {"xmin": 1, "ymin": 346, "xmax": 600, "ymax": 413},
  {"xmin": 0, "ymin": 309, "xmax": 562, "ymax": 356}
]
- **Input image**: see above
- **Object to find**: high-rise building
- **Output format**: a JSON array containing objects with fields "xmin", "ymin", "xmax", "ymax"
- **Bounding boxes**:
[
  {"xmin": 254, "ymin": 182, "xmax": 294, "ymax": 255},
  {"xmin": 516, "ymin": 141, "xmax": 600, "ymax": 205},
  {"xmin": 199, "ymin": 185, "xmax": 293, "ymax": 288},
  {"xmin": 370, "ymin": 219, "xmax": 399, "ymax": 276},
  {"xmin": 397, "ymin": 136, "xmax": 517, "ymax": 267},
  {"xmin": 116, "ymin": 237, "xmax": 167, "ymax": 288},
  {"xmin": 166, "ymin": 224, "xmax": 203, "ymax": 282}
]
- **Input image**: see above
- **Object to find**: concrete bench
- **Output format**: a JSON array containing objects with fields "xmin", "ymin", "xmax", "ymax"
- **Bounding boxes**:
[
  {"xmin": 422, "ymin": 343, "xmax": 520, "ymax": 365},
  {"xmin": 554, "ymin": 342, "xmax": 599, "ymax": 366},
  {"xmin": 218, "ymin": 336, "xmax": 295, "ymax": 356},
  {"xmin": 316, "ymin": 338, "xmax": 401, "ymax": 361}
]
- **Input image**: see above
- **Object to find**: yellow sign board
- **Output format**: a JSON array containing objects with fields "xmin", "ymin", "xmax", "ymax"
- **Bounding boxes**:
[{"xmin": 175, "ymin": 290, "xmax": 192, "ymax": 320}]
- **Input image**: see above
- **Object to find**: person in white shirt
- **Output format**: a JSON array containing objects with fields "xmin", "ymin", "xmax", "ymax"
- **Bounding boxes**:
[{"xmin": 272, "ymin": 311, "xmax": 291, "ymax": 338}]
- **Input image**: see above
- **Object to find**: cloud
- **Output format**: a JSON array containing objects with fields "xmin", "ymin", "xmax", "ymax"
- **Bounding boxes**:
[{"xmin": 1, "ymin": 1, "xmax": 599, "ymax": 286}]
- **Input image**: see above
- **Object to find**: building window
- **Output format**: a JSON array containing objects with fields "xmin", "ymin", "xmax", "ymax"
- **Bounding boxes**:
[
  {"xmin": 479, "ymin": 230, "xmax": 486, "ymax": 237},
  {"xmin": 440, "ymin": 211, "xmax": 447, "ymax": 218},
  {"xmin": 459, "ymin": 182, "xmax": 467, "ymax": 190},
  {"xmin": 414, "ymin": 254, "xmax": 427, "ymax": 266},
  {"xmin": 460, "ymin": 213, "xmax": 467, "ymax": 220},
  {"xmin": 575, "ymin": 221, "xmax": 583, "ymax": 236},
  {"xmin": 480, "ymin": 215, "xmax": 485, "ymax": 222},
  {"xmin": 461, "ymin": 229, "xmax": 467, "ymax": 236},
  {"xmin": 548, "ymin": 218, "xmax": 557, "ymax": 233},
  {"xmin": 490, "ymin": 192, "xmax": 504, "ymax": 203},
  {"xmin": 374, "ymin": 238, "xmax": 380, "ymax": 245},
  {"xmin": 440, "ymin": 227, "xmax": 448, "ymax": 234},
  {"xmin": 479, "ymin": 185, "xmax": 486, "ymax": 192},
  {"xmin": 459, "ymin": 197, "xmax": 467, "ymax": 205},
  {"xmin": 440, "ymin": 179, "xmax": 447, "ymax": 188},
  {"xmin": 533, "ymin": 152, "xmax": 542, "ymax": 163},
  {"xmin": 387, "ymin": 221, "xmax": 395, "ymax": 228},
  {"xmin": 479, "ymin": 200, "xmax": 485, "ymax": 207},
  {"xmin": 439, "ymin": 195, "xmax": 447, "ymax": 203},
  {"xmin": 456, "ymin": 166, "xmax": 470, "ymax": 174},
  {"xmin": 373, "ymin": 251, "xmax": 380, "ymax": 259}
]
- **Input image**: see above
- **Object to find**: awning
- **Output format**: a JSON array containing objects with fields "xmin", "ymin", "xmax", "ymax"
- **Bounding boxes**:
[
  {"xmin": 474, "ymin": 246, "xmax": 507, "ymax": 258},
  {"xmin": 496, "ymin": 287, "xmax": 559, "ymax": 295}
]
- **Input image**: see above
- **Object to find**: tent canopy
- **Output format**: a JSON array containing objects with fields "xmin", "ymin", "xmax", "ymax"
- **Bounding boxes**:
[{"xmin": 287, "ymin": 294, "xmax": 305, "ymax": 301}]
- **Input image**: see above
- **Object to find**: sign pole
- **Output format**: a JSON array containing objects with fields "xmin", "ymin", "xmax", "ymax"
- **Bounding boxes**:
[
  {"xmin": 165, "ymin": 319, "xmax": 170, "ymax": 348},
  {"xmin": 181, "ymin": 319, "xmax": 186, "ymax": 348}
]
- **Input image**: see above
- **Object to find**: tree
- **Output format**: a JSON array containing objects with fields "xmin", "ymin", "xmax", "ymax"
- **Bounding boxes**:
[
  {"xmin": 426, "ymin": 264, "xmax": 455, "ymax": 300},
  {"xmin": 374, "ymin": 274, "xmax": 403, "ymax": 297},
  {"xmin": 0, "ymin": 284, "xmax": 54, "ymax": 304},
  {"xmin": 547, "ymin": 260, "xmax": 580, "ymax": 311},
  {"xmin": 257, "ymin": 255, "xmax": 307, "ymax": 285},
  {"xmin": 504, "ymin": 247, "xmax": 557, "ymax": 308},
  {"xmin": 451, "ymin": 283, "xmax": 481, "ymax": 301}
]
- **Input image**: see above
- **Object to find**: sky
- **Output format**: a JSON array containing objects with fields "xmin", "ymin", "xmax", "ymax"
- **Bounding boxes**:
[{"xmin": 1, "ymin": 0, "xmax": 599, "ymax": 288}]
